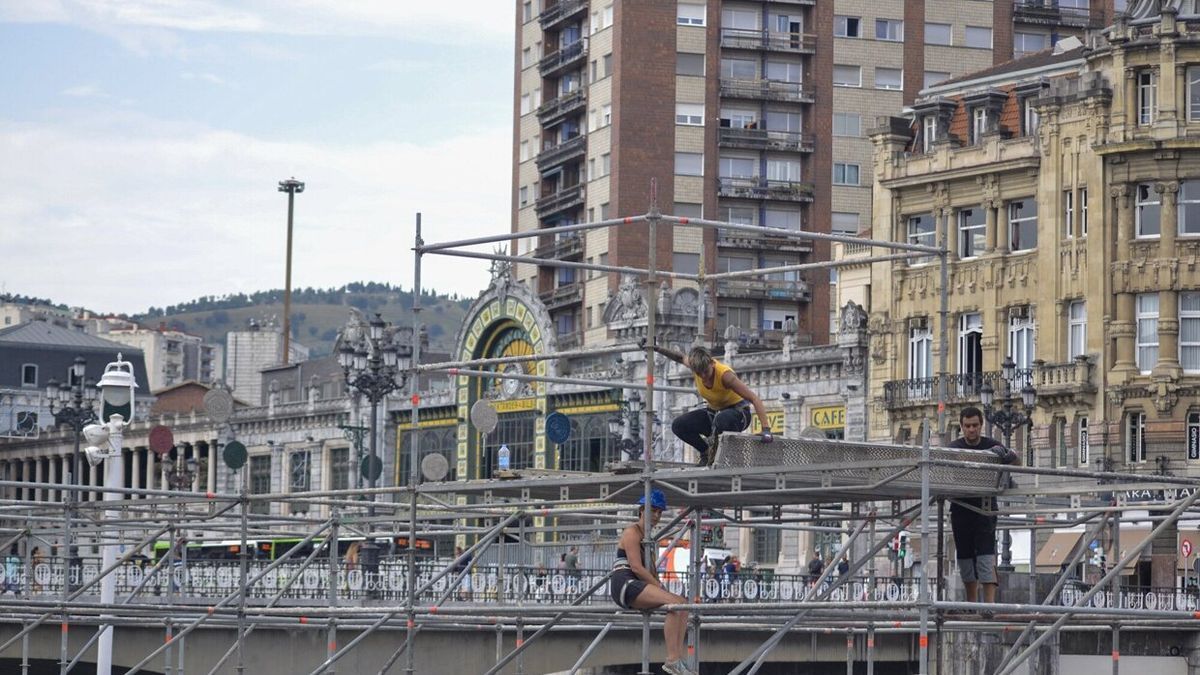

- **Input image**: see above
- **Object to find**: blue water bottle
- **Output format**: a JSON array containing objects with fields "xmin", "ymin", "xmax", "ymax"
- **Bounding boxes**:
[{"xmin": 498, "ymin": 444, "xmax": 511, "ymax": 471}]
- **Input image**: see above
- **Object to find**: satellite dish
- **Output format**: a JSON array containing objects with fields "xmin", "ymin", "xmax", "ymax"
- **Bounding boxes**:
[
  {"xmin": 470, "ymin": 399, "xmax": 498, "ymax": 435},
  {"xmin": 421, "ymin": 453, "xmax": 450, "ymax": 482},
  {"xmin": 546, "ymin": 412, "xmax": 571, "ymax": 444},
  {"xmin": 203, "ymin": 389, "xmax": 235, "ymax": 424}
]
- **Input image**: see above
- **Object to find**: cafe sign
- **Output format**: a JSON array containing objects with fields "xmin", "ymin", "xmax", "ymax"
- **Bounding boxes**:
[{"xmin": 810, "ymin": 405, "xmax": 846, "ymax": 431}]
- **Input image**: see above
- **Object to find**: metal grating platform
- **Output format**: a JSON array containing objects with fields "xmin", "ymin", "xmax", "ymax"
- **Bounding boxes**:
[{"xmin": 425, "ymin": 434, "xmax": 1011, "ymax": 509}]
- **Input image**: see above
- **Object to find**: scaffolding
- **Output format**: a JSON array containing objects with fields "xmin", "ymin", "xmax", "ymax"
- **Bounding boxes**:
[{"xmin": 3, "ymin": 202, "xmax": 1200, "ymax": 675}]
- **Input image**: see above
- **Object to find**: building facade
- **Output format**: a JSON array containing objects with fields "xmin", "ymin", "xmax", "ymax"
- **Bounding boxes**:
[
  {"xmin": 226, "ymin": 320, "xmax": 309, "ymax": 405},
  {"xmin": 98, "ymin": 322, "xmax": 224, "ymax": 391}
]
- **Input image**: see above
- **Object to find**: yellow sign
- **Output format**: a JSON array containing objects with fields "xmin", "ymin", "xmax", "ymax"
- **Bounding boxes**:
[
  {"xmin": 750, "ymin": 409, "xmax": 785, "ymax": 434},
  {"xmin": 810, "ymin": 405, "xmax": 846, "ymax": 430},
  {"xmin": 493, "ymin": 398, "xmax": 537, "ymax": 413}
]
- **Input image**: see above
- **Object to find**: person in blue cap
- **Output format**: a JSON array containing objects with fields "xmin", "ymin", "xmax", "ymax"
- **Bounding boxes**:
[{"xmin": 611, "ymin": 489, "xmax": 695, "ymax": 675}]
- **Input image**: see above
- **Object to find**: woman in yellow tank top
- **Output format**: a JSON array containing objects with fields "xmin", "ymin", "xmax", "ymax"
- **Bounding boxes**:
[{"xmin": 653, "ymin": 344, "xmax": 774, "ymax": 466}]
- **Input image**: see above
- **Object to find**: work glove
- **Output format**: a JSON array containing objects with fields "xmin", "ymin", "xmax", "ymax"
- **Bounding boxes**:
[
  {"xmin": 992, "ymin": 444, "xmax": 1019, "ymax": 465},
  {"xmin": 759, "ymin": 431, "xmax": 774, "ymax": 444}
]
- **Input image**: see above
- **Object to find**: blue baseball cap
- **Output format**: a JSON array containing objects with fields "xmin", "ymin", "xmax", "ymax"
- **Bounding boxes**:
[{"xmin": 637, "ymin": 489, "xmax": 667, "ymax": 511}]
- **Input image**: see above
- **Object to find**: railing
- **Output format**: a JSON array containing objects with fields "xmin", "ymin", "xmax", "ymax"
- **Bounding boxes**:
[
  {"xmin": 556, "ymin": 331, "xmax": 583, "ymax": 351},
  {"xmin": 1012, "ymin": 0, "xmax": 1099, "ymax": 27},
  {"xmin": 533, "ymin": 233, "xmax": 584, "ymax": 260},
  {"xmin": 539, "ymin": 40, "xmax": 587, "ymax": 77},
  {"xmin": 717, "ymin": 177, "xmax": 814, "ymax": 202},
  {"xmin": 536, "ymin": 89, "xmax": 586, "ymax": 125},
  {"xmin": 535, "ymin": 134, "xmax": 586, "ymax": 171},
  {"xmin": 716, "ymin": 227, "xmax": 813, "ymax": 252},
  {"xmin": 719, "ymin": 28, "xmax": 817, "ymax": 53},
  {"xmin": 1033, "ymin": 356, "xmax": 1095, "ymax": 392},
  {"xmin": 540, "ymin": 282, "xmax": 584, "ymax": 310},
  {"xmin": 718, "ymin": 127, "xmax": 815, "ymax": 152},
  {"xmin": 535, "ymin": 184, "xmax": 586, "ymax": 218},
  {"xmin": 1057, "ymin": 584, "xmax": 1200, "ymax": 612},
  {"xmin": 715, "ymin": 278, "xmax": 812, "ymax": 302},
  {"xmin": 719, "ymin": 78, "xmax": 814, "ymax": 103},
  {"xmin": 539, "ymin": 0, "xmax": 588, "ymax": 30},
  {"xmin": 883, "ymin": 369, "xmax": 1034, "ymax": 408}
]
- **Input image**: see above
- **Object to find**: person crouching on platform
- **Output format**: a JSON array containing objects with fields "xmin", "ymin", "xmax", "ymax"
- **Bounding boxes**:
[
  {"xmin": 948, "ymin": 406, "xmax": 1019, "ymax": 605},
  {"xmin": 610, "ymin": 489, "xmax": 696, "ymax": 675},
  {"xmin": 654, "ymin": 344, "xmax": 773, "ymax": 466}
]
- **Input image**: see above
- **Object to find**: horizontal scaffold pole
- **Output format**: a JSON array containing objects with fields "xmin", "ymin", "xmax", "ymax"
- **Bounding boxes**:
[
  {"xmin": 437, "ymin": 367, "xmax": 698, "ymax": 395},
  {"xmin": 417, "ymin": 215, "xmax": 648, "ymax": 253}
]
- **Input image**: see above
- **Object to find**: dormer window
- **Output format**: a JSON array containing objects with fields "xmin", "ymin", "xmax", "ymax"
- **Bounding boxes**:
[
  {"xmin": 922, "ymin": 115, "xmax": 938, "ymax": 152},
  {"xmin": 971, "ymin": 108, "xmax": 988, "ymax": 144},
  {"xmin": 1023, "ymin": 98, "xmax": 1039, "ymax": 136}
]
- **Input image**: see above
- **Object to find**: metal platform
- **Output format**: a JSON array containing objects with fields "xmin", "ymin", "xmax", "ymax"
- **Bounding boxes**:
[{"xmin": 427, "ymin": 434, "xmax": 1010, "ymax": 509}]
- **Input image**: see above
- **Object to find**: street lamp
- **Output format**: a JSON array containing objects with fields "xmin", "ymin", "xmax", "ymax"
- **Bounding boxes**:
[
  {"xmin": 339, "ymin": 313, "xmax": 412, "ymax": 583},
  {"xmin": 160, "ymin": 451, "xmax": 205, "ymax": 490},
  {"xmin": 978, "ymin": 355, "xmax": 1036, "ymax": 570},
  {"xmin": 608, "ymin": 392, "xmax": 644, "ymax": 462},
  {"xmin": 278, "ymin": 177, "xmax": 305, "ymax": 365}
]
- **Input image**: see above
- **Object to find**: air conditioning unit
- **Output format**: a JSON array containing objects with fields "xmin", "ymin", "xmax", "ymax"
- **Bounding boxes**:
[{"xmin": 909, "ymin": 317, "xmax": 929, "ymax": 331}]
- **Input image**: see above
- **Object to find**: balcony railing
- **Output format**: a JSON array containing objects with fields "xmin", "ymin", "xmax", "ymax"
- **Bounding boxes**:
[
  {"xmin": 536, "ymin": 89, "xmax": 586, "ymax": 127},
  {"xmin": 719, "ymin": 28, "xmax": 817, "ymax": 53},
  {"xmin": 717, "ymin": 177, "xmax": 814, "ymax": 202},
  {"xmin": 1032, "ymin": 356, "xmax": 1096, "ymax": 395},
  {"xmin": 1012, "ymin": 1, "xmax": 1099, "ymax": 27},
  {"xmin": 535, "ymin": 135, "xmax": 586, "ymax": 171},
  {"xmin": 715, "ymin": 278, "xmax": 812, "ymax": 302},
  {"xmin": 718, "ymin": 127, "xmax": 815, "ymax": 152},
  {"xmin": 533, "ymin": 233, "xmax": 584, "ymax": 260},
  {"xmin": 882, "ymin": 370, "xmax": 1034, "ymax": 409},
  {"xmin": 539, "ymin": 40, "xmax": 587, "ymax": 78},
  {"xmin": 716, "ymin": 227, "xmax": 813, "ymax": 253},
  {"xmin": 719, "ymin": 78, "xmax": 814, "ymax": 103},
  {"xmin": 556, "ymin": 331, "xmax": 583, "ymax": 351},
  {"xmin": 539, "ymin": 0, "xmax": 588, "ymax": 31},
  {"xmin": 535, "ymin": 184, "xmax": 586, "ymax": 218},
  {"xmin": 540, "ymin": 282, "xmax": 584, "ymax": 311}
]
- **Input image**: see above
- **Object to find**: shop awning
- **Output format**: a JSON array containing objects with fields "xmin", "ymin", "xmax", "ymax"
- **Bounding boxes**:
[
  {"xmin": 1110, "ymin": 527, "xmax": 1151, "ymax": 573},
  {"xmin": 1035, "ymin": 531, "xmax": 1083, "ymax": 571}
]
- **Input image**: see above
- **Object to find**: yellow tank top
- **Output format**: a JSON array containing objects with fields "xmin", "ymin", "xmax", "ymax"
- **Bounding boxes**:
[{"xmin": 694, "ymin": 360, "xmax": 744, "ymax": 410}]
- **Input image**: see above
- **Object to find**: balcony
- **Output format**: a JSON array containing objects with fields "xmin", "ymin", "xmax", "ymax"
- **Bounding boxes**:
[
  {"xmin": 540, "ymin": 283, "xmax": 584, "ymax": 311},
  {"xmin": 540, "ymin": 40, "xmax": 587, "ymax": 78},
  {"xmin": 720, "ymin": 28, "xmax": 817, "ymax": 54},
  {"xmin": 717, "ymin": 177, "xmax": 814, "ymax": 203},
  {"xmin": 719, "ymin": 78, "xmax": 814, "ymax": 104},
  {"xmin": 537, "ymin": 89, "xmax": 586, "ymax": 127},
  {"xmin": 535, "ymin": 184, "xmax": 586, "ymax": 218},
  {"xmin": 718, "ymin": 127, "xmax": 815, "ymax": 153},
  {"xmin": 714, "ymin": 278, "xmax": 812, "ymax": 302},
  {"xmin": 882, "ymin": 370, "xmax": 1034, "ymax": 410},
  {"xmin": 712, "ymin": 328, "xmax": 813, "ymax": 351},
  {"xmin": 556, "ymin": 331, "xmax": 583, "ymax": 351},
  {"xmin": 539, "ymin": 0, "xmax": 588, "ymax": 31},
  {"xmin": 1012, "ymin": 1, "xmax": 1100, "ymax": 28},
  {"xmin": 536, "ymin": 135, "xmax": 587, "ymax": 172},
  {"xmin": 533, "ymin": 233, "xmax": 584, "ymax": 260},
  {"xmin": 1032, "ymin": 356, "xmax": 1096, "ymax": 405},
  {"xmin": 716, "ymin": 227, "xmax": 812, "ymax": 253}
]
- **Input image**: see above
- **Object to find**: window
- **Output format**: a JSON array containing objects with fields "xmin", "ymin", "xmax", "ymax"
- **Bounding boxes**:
[
  {"xmin": 677, "ymin": 53, "xmax": 705, "ymax": 76},
  {"xmin": 1126, "ymin": 411, "xmax": 1146, "ymax": 463},
  {"xmin": 1181, "ymin": 181, "xmax": 1200, "ymax": 235},
  {"xmin": 721, "ymin": 58, "xmax": 756, "ymax": 79},
  {"xmin": 719, "ymin": 155, "xmax": 756, "ymax": 178},
  {"xmin": 1136, "ymin": 183, "xmax": 1161, "ymax": 237},
  {"xmin": 675, "ymin": 152, "xmax": 703, "ymax": 176},
  {"xmin": 719, "ymin": 306, "xmax": 754, "ymax": 334},
  {"xmin": 924, "ymin": 71, "xmax": 950, "ymax": 89},
  {"xmin": 520, "ymin": 94, "xmax": 531, "ymax": 116},
  {"xmin": 722, "ymin": 7, "xmax": 758, "ymax": 29},
  {"xmin": 674, "ymin": 202, "xmax": 703, "ymax": 219},
  {"xmin": 330, "ymin": 447, "xmax": 350, "ymax": 491},
  {"xmin": 958, "ymin": 313, "xmax": 984, "ymax": 389},
  {"xmin": 603, "ymin": 53, "xmax": 612, "ymax": 77},
  {"xmin": 1023, "ymin": 98, "xmax": 1039, "ymax": 136},
  {"xmin": 1008, "ymin": 310, "xmax": 1036, "ymax": 371},
  {"xmin": 602, "ymin": 4, "xmax": 613, "ymax": 28},
  {"xmin": 907, "ymin": 214, "xmax": 936, "ymax": 257},
  {"xmin": 765, "ymin": 61, "xmax": 802, "ymax": 83},
  {"xmin": 753, "ymin": 527, "xmax": 781, "ymax": 565},
  {"xmin": 1188, "ymin": 66, "xmax": 1200, "ymax": 122},
  {"xmin": 833, "ymin": 162, "xmax": 860, "ymax": 186},
  {"xmin": 761, "ymin": 308, "xmax": 796, "ymax": 331},
  {"xmin": 971, "ymin": 108, "xmax": 988, "ymax": 144},
  {"xmin": 832, "ymin": 212, "xmax": 859, "ymax": 235},
  {"xmin": 1014, "ymin": 32, "xmax": 1048, "ymax": 56},
  {"xmin": 600, "ymin": 152, "xmax": 611, "ymax": 176},
  {"xmin": 673, "ymin": 253, "xmax": 700, "ymax": 275},
  {"xmin": 1008, "ymin": 199, "xmax": 1038, "ymax": 251},
  {"xmin": 519, "ymin": 140, "xmax": 529, "ymax": 162},
  {"xmin": 1181, "ymin": 292, "xmax": 1200, "ymax": 372},
  {"xmin": 1077, "ymin": 417, "xmax": 1090, "ymax": 466},
  {"xmin": 289, "ymin": 450, "xmax": 310, "ymax": 497},
  {"xmin": 676, "ymin": 103, "xmax": 704, "ymax": 125},
  {"xmin": 719, "ymin": 256, "xmax": 753, "ymax": 274},
  {"xmin": 833, "ymin": 113, "xmax": 861, "ymax": 136},
  {"xmin": 723, "ymin": 206, "xmax": 754, "ymax": 225},
  {"xmin": 765, "ymin": 110, "xmax": 800, "ymax": 133},
  {"xmin": 723, "ymin": 108, "xmax": 758, "ymax": 129},
  {"xmin": 922, "ymin": 115, "xmax": 939, "ymax": 152},
  {"xmin": 678, "ymin": 3, "xmax": 705, "ymax": 25},
  {"xmin": 1064, "ymin": 190, "xmax": 1074, "ymax": 238},
  {"xmin": 522, "ymin": 46, "xmax": 533, "ymax": 68},
  {"xmin": 599, "ymin": 202, "xmax": 610, "ymax": 219},
  {"xmin": 1068, "ymin": 300, "xmax": 1087, "ymax": 360},
  {"xmin": 519, "ymin": 186, "xmax": 528, "ymax": 206},
  {"xmin": 523, "ymin": 1, "xmax": 532, "ymax": 22},
  {"xmin": 21, "ymin": 364, "xmax": 37, "ymax": 387},
  {"xmin": 909, "ymin": 324, "xmax": 933, "ymax": 380},
  {"xmin": 764, "ymin": 207, "xmax": 801, "ymax": 230},
  {"xmin": 875, "ymin": 68, "xmax": 903, "ymax": 90},
  {"xmin": 926, "ymin": 22, "xmax": 951, "ymax": 45},
  {"xmin": 601, "ymin": 103, "xmax": 612, "ymax": 127},
  {"xmin": 958, "ymin": 206, "xmax": 986, "ymax": 258},
  {"xmin": 249, "ymin": 455, "xmax": 271, "ymax": 514},
  {"xmin": 875, "ymin": 18, "xmax": 903, "ymax": 41},
  {"xmin": 1136, "ymin": 292, "xmax": 1159, "ymax": 373},
  {"xmin": 833, "ymin": 65, "xmax": 861, "ymax": 87},
  {"xmin": 834, "ymin": 15, "xmax": 860, "ymax": 37},
  {"xmin": 767, "ymin": 159, "xmax": 801, "ymax": 182},
  {"xmin": 1138, "ymin": 70, "xmax": 1157, "ymax": 125},
  {"xmin": 964, "ymin": 26, "xmax": 992, "ymax": 49},
  {"xmin": 1079, "ymin": 187, "xmax": 1088, "ymax": 236}
]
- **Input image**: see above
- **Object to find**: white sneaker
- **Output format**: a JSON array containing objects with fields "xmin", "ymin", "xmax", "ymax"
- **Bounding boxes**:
[{"xmin": 662, "ymin": 661, "xmax": 698, "ymax": 675}]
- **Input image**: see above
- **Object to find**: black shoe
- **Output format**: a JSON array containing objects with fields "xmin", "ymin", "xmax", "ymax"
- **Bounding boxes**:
[
  {"xmin": 695, "ymin": 452, "xmax": 708, "ymax": 467},
  {"xmin": 706, "ymin": 434, "xmax": 719, "ymax": 467}
]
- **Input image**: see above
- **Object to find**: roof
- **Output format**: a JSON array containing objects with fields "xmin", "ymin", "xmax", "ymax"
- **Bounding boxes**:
[
  {"xmin": 929, "ymin": 45, "xmax": 1087, "ymax": 90},
  {"xmin": 0, "ymin": 320, "xmax": 144, "ymax": 353}
]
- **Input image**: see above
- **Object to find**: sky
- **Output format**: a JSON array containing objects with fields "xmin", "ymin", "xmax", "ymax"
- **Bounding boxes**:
[{"xmin": 0, "ymin": 0, "xmax": 515, "ymax": 315}]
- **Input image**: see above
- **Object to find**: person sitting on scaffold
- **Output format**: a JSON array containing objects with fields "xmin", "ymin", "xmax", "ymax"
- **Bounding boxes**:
[
  {"xmin": 610, "ymin": 489, "xmax": 696, "ymax": 675},
  {"xmin": 653, "ymin": 343, "xmax": 773, "ymax": 466}
]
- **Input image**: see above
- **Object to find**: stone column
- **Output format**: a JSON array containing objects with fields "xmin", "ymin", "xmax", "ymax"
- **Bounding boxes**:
[
  {"xmin": 34, "ymin": 457, "xmax": 44, "ymax": 502},
  {"xmin": 89, "ymin": 462, "xmax": 99, "ymax": 502},
  {"xmin": 945, "ymin": 208, "xmax": 958, "ymax": 261},
  {"xmin": 1159, "ymin": 181, "xmax": 1179, "ymax": 255},
  {"xmin": 1154, "ymin": 290, "xmax": 1183, "ymax": 378},
  {"xmin": 60, "ymin": 456, "xmax": 70, "ymax": 503},
  {"xmin": 25, "ymin": 459, "xmax": 34, "ymax": 503},
  {"xmin": 146, "ymin": 449, "xmax": 157, "ymax": 492},
  {"xmin": 48, "ymin": 457, "xmax": 58, "ymax": 503},
  {"xmin": 995, "ymin": 201, "xmax": 1010, "ymax": 254},
  {"xmin": 1112, "ymin": 293, "xmax": 1138, "ymax": 380},
  {"xmin": 131, "ymin": 447, "xmax": 142, "ymax": 497},
  {"xmin": 985, "ymin": 201, "xmax": 998, "ymax": 253},
  {"xmin": 208, "ymin": 441, "xmax": 218, "ymax": 494}
]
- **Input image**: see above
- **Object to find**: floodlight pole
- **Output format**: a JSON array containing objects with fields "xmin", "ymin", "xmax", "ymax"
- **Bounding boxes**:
[
  {"xmin": 405, "ymin": 213, "xmax": 423, "ymax": 675},
  {"xmin": 278, "ymin": 177, "xmax": 305, "ymax": 365},
  {"xmin": 640, "ymin": 192, "xmax": 660, "ymax": 675}
]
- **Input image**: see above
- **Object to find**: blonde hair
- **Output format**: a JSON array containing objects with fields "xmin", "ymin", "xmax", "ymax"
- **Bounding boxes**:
[{"xmin": 687, "ymin": 346, "xmax": 714, "ymax": 372}]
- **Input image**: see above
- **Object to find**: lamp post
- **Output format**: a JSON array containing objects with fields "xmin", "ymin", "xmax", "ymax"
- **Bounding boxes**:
[
  {"xmin": 979, "ymin": 356, "xmax": 1036, "ymax": 571},
  {"xmin": 339, "ymin": 313, "xmax": 411, "ymax": 585},
  {"xmin": 278, "ymin": 177, "xmax": 305, "ymax": 365},
  {"xmin": 608, "ymin": 392, "xmax": 644, "ymax": 463},
  {"xmin": 46, "ymin": 356, "xmax": 97, "ymax": 578},
  {"xmin": 160, "ymin": 451, "xmax": 204, "ymax": 490}
]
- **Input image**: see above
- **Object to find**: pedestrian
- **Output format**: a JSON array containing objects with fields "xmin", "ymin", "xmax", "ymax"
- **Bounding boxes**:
[
  {"xmin": 30, "ymin": 546, "xmax": 44, "ymax": 593},
  {"xmin": 3, "ymin": 545, "xmax": 20, "ymax": 594},
  {"xmin": 807, "ymin": 551, "xmax": 824, "ymax": 582},
  {"xmin": 534, "ymin": 561, "xmax": 548, "ymax": 601},
  {"xmin": 948, "ymin": 406, "xmax": 1019, "ymax": 606},
  {"xmin": 452, "ymin": 545, "xmax": 473, "ymax": 600},
  {"xmin": 564, "ymin": 545, "xmax": 580, "ymax": 578},
  {"xmin": 345, "ymin": 541, "xmax": 361, "ymax": 572},
  {"xmin": 653, "ymin": 343, "xmax": 774, "ymax": 466},
  {"xmin": 610, "ymin": 489, "xmax": 695, "ymax": 675},
  {"xmin": 837, "ymin": 553, "xmax": 850, "ymax": 578}
]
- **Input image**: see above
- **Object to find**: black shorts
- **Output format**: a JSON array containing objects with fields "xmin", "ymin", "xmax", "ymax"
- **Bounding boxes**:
[
  {"xmin": 610, "ymin": 569, "xmax": 647, "ymax": 609},
  {"xmin": 950, "ymin": 506, "xmax": 997, "ymax": 560}
]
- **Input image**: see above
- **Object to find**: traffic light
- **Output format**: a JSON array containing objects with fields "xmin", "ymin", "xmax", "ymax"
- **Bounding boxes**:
[{"xmin": 898, "ymin": 533, "xmax": 909, "ymax": 560}]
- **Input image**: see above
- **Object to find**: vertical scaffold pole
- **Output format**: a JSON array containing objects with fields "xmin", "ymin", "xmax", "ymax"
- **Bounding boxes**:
[
  {"xmin": 867, "ymin": 508, "xmax": 877, "ymax": 675},
  {"xmin": 919, "ymin": 422, "xmax": 932, "ymax": 674},
  {"xmin": 935, "ymin": 498, "xmax": 945, "ymax": 675},
  {"xmin": 937, "ymin": 235, "xmax": 949, "ymax": 442},
  {"xmin": 59, "ymin": 487, "xmax": 72, "ymax": 675},
  {"xmin": 1111, "ymin": 509, "xmax": 1120, "ymax": 675},
  {"xmin": 236, "ymin": 468, "xmax": 248, "ymax": 675},
  {"xmin": 640, "ymin": 187, "xmax": 662, "ymax": 675},
  {"xmin": 690, "ymin": 509, "xmax": 702, "ymax": 672},
  {"xmin": 327, "ymin": 508, "xmax": 340, "ymax": 674},
  {"xmin": 405, "ymin": 212, "xmax": 424, "ymax": 675}
]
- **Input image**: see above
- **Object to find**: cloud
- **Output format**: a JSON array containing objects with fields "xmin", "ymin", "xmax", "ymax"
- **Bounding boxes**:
[
  {"xmin": 181, "ymin": 71, "xmax": 226, "ymax": 85},
  {"xmin": 0, "ymin": 113, "xmax": 510, "ymax": 314},
  {"xmin": 61, "ymin": 83, "xmax": 106, "ymax": 97}
]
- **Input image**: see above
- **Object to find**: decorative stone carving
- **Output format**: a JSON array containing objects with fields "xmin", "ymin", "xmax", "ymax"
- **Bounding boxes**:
[
  {"xmin": 607, "ymin": 274, "xmax": 647, "ymax": 321},
  {"xmin": 839, "ymin": 300, "xmax": 867, "ymax": 335}
]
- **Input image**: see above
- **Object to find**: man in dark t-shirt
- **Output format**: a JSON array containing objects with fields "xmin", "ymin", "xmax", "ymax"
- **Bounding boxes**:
[{"xmin": 948, "ymin": 406, "xmax": 1018, "ymax": 604}]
